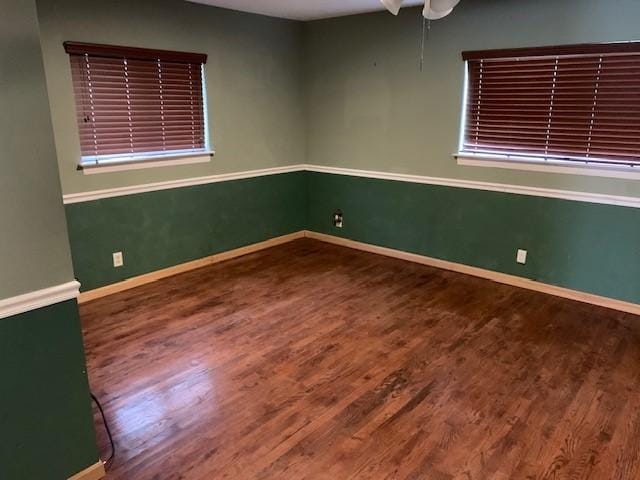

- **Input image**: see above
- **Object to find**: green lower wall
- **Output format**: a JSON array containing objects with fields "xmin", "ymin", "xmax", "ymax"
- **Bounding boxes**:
[
  {"xmin": 306, "ymin": 172, "xmax": 640, "ymax": 305},
  {"xmin": 66, "ymin": 172, "xmax": 307, "ymax": 291},
  {"xmin": 0, "ymin": 300, "xmax": 98, "ymax": 479},
  {"xmin": 66, "ymin": 169, "xmax": 640, "ymax": 305}
]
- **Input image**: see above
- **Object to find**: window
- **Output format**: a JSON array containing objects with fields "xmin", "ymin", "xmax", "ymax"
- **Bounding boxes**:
[
  {"xmin": 64, "ymin": 42, "xmax": 210, "ymax": 168},
  {"xmin": 459, "ymin": 42, "xmax": 640, "ymax": 171}
]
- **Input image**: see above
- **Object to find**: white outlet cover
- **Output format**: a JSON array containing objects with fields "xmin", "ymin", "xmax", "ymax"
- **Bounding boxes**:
[
  {"xmin": 113, "ymin": 251, "xmax": 124, "ymax": 268},
  {"xmin": 516, "ymin": 249, "xmax": 527, "ymax": 264}
]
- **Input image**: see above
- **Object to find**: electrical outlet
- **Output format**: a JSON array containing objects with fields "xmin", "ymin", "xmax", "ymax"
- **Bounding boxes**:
[
  {"xmin": 516, "ymin": 249, "xmax": 527, "ymax": 264},
  {"xmin": 113, "ymin": 251, "xmax": 124, "ymax": 268},
  {"xmin": 333, "ymin": 209, "xmax": 343, "ymax": 228}
]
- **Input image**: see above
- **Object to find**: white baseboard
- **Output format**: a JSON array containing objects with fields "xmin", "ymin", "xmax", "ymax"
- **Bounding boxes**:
[
  {"xmin": 68, "ymin": 461, "xmax": 105, "ymax": 480},
  {"xmin": 77, "ymin": 228, "xmax": 640, "ymax": 316},
  {"xmin": 78, "ymin": 231, "xmax": 306, "ymax": 303},
  {"xmin": 0, "ymin": 281, "xmax": 81, "ymax": 320},
  {"xmin": 304, "ymin": 231, "xmax": 640, "ymax": 316}
]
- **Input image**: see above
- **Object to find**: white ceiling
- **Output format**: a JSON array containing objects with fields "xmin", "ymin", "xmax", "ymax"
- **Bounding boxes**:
[{"xmin": 187, "ymin": 0, "xmax": 424, "ymax": 21}]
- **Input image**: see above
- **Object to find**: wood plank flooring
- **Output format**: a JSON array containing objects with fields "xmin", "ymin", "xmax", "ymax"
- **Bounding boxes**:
[{"xmin": 80, "ymin": 238, "xmax": 640, "ymax": 479}]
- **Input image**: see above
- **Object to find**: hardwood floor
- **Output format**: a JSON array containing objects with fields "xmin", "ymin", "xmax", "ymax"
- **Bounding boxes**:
[{"xmin": 80, "ymin": 238, "xmax": 640, "ymax": 480}]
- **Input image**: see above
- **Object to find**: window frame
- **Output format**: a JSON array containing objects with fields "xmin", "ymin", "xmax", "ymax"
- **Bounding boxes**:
[
  {"xmin": 64, "ymin": 42, "xmax": 214, "ymax": 173},
  {"xmin": 456, "ymin": 41, "xmax": 640, "ymax": 179}
]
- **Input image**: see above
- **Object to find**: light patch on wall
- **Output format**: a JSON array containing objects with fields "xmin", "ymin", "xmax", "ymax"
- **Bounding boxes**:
[{"xmin": 344, "ymin": 60, "xmax": 391, "ymax": 158}]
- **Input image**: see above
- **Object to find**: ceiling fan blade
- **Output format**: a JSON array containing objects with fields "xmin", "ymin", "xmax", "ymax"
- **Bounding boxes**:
[
  {"xmin": 381, "ymin": 0, "xmax": 404, "ymax": 15},
  {"xmin": 423, "ymin": 0, "xmax": 460, "ymax": 19},
  {"xmin": 431, "ymin": 0, "xmax": 460, "ymax": 11},
  {"xmin": 423, "ymin": 6, "xmax": 453, "ymax": 19}
]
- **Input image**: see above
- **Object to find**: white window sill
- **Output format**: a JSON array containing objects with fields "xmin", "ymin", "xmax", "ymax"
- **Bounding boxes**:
[
  {"xmin": 455, "ymin": 152, "xmax": 640, "ymax": 180},
  {"xmin": 79, "ymin": 151, "xmax": 215, "ymax": 175}
]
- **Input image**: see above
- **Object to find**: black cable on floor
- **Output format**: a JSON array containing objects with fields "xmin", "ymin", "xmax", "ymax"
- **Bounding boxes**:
[{"xmin": 91, "ymin": 392, "xmax": 115, "ymax": 468}]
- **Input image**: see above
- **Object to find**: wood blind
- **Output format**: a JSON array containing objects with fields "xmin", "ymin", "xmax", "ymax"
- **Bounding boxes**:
[
  {"xmin": 64, "ymin": 42, "xmax": 208, "ymax": 162},
  {"xmin": 461, "ymin": 42, "xmax": 640, "ymax": 166}
]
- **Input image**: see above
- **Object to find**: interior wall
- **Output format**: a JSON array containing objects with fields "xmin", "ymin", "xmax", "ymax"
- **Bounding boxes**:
[
  {"xmin": 36, "ymin": 0, "xmax": 308, "ymax": 291},
  {"xmin": 4, "ymin": 2, "xmax": 636, "ymax": 476},
  {"xmin": 68, "ymin": 172, "xmax": 307, "ymax": 291},
  {"xmin": 1, "ymin": 1, "xmax": 98, "ymax": 477},
  {"xmin": 1, "ymin": 0, "xmax": 75, "ymax": 298},
  {"xmin": 31, "ymin": 0, "xmax": 640, "ymax": 305},
  {"xmin": 37, "ymin": 0, "xmax": 306, "ymax": 195},
  {"xmin": 304, "ymin": 0, "xmax": 640, "ymax": 197},
  {"xmin": 302, "ymin": 0, "xmax": 640, "ymax": 305},
  {"xmin": 0, "ymin": 300, "xmax": 99, "ymax": 478},
  {"xmin": 306, "ymin": 172, "xmax": 640, "ymax": 304}
]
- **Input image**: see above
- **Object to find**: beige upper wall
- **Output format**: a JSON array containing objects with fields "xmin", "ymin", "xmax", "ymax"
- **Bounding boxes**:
[
  {"xmin": 37, "ymin": 0, "xmax": 305, "ymax": 195},
  {"xmin": 37, "ymin": 0, "xmax": 640, "ymax": 197},
  {"xmin": 1, "ymin": 0, "xmax": 74, "ymax": 299},
  {"xmin": 304, "ymin": 0, "xmax": 640, "ymax": 197}
]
